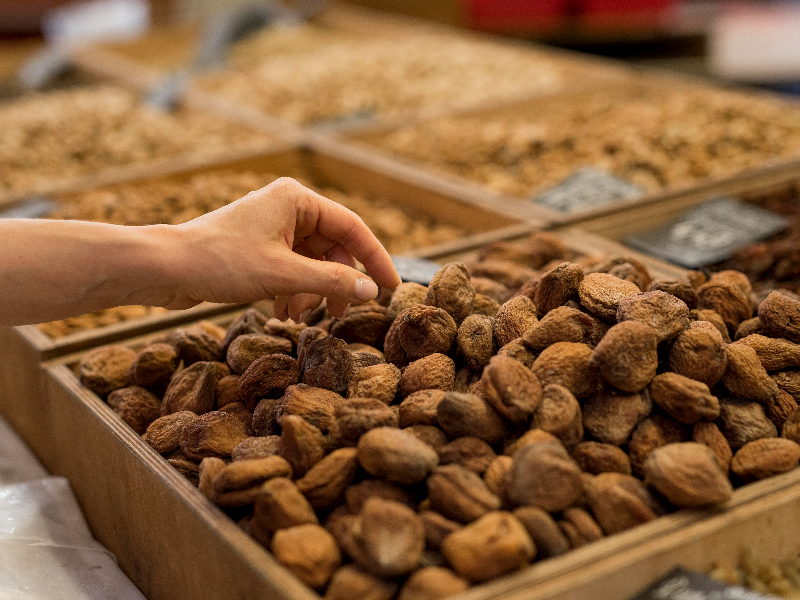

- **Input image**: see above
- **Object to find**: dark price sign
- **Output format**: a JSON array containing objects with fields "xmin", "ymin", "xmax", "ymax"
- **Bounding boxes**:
[
  {"xmin": 629, "ymin": 567, "xmax": 776, "ymax": 600},
  {"xmin": 532, "ymin": 167, "xmax": 645, "ymax": 213},
  {"xmin": 391, "ymin": 255, "xmax": 442, "ymax": 285}
]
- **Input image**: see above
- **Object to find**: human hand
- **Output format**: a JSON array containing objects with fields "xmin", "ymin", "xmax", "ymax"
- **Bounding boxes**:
[{"xmin": 158, "ymin": 177, "xmax": 401, "ymax": 318}]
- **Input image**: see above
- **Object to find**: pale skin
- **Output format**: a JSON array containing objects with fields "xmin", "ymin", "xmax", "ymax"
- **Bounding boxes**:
[{"xmin": 0, "ymin": 177, "xmax": 401, "ymax": 327}]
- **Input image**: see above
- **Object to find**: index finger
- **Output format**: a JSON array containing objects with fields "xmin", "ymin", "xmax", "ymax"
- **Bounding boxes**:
[{"xmin": 294, "ymin": 185, "xmax": 401, "ymax": 290}]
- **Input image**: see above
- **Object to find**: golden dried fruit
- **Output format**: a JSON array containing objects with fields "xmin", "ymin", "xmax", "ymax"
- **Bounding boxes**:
[
  {"xmin": 668, "ymin": 325, "xmax": 728, "ymax": 387},
  {"xmin": 522, "ymin": 306, "xmax": 603, "ymax": 352},
  {"xmin": 773, "ymin": 369, "xmax": 800, "ymax": 402},
  {"xmin": 427, "ymin": 465, "xmax": 501, "ymax": 523},
  {"xmin": 127, "ymin": 343, "xmax": 179, "ymax": 395},
  {"xmin": 648, "ymin": 373, "xmax": 720, "ymax": 424},
  {"xmin": 643, "ymin": 442, "xmax": 733, "ymax": 507},
  {"xmin": 297, "ymin": 447, "xmax": 359, "ymax": 511},
  {"xmin": 231, "ymin": 435, "xmax": 280, "ymax": 461},
  {"xmin": 107, "ymin": 385, "xmax": 161, "ymax": 434},
  {"xmin": 534, "ymin": 262, "xmax": 584, "ymax": 318},
  {"xmin": 689, "ymin": 309, "xmax": 731, "ymax": 343},
  {"xmin": 493, "ymin": 296, "xmax": 538, "ymax": 348},
  {"xmin": 252, "ymin": 477, "xmax": 318, "ymax": 533},
  {"xmin": 730, "ymin": 438, "xmax": 800, "ymax": 483},
  {"xmin": 438, "ymin": 437, "xmax": 496, "ymax": 475},
  {"xmin": 628, "ymin": 415, "xmax": 690, "ymax": 476},
  {"xmin": 397, "ymin": 566, "xmax": 469, "ymax": 600},
  {"xmin": 590, "ymin": 321, "xmax": 658, "ymax": 393},
  {"xmin": 271, "ymin": 524, "xmax": 342, "ymax": 590},
  {"xmin": 333, "ymin": 398, "xmax": 399, "ymax": 447},
  {"xmin": 400, "ymin": 354, "xmax": 456, "ymax": 397},
  {"xmin": 425, "ymin": 262, "xmax": 475, "ymax": 326},
  {"xmin": 347, "ymin": 363, "xmax": 401, "ymax": 404},
  {"xmin": 143, "ymin": 411, "xmax": 197, "ymax": 454},
  {"xmin": 697, "ymin": 282, "xmax": 752, "ymax": 334},
  {"xmin": 161, "ymin": 361, "xmax": 217, "ymax": 416},
  {"xmin": 277, "ymin": 414, "xmax": 326, "ymax": 477},
  {"xmin": 558, "ymin": 507, "xmax": 603, "ymax": 549},
  {"xmin": 398, "ymin": 390, "xmax": 446, "ymax": 428},
  {"xmin": 586, "ymin": 473, "xmax": 660, "ymax": 535},
  {"xmin": 387, "ymin": 282, "xmax": 428, "ymax": 322},
  {"xmin": 582, "ymin": 389, "xmax": 651, "ymax": 446},
  {"xmin": 578, "ymin": 273, "xmax": 640, "ymax": 322},
  {"xmin": 532, "ymin": 342, "xmax": 598, "ymax": 399},
  {"xmin": 735, "ymin": 316, "xmax": 762, "ymax": 340},
  {"xmin": 324, "ymin": 565, "xmax": 397, "ymax": 600},
  {"xmin": 274, "ymin": 384, "xmax": 339, "ymax": 436},
  {"xmin": 386, "ymin": 305, "xmax": 457, "ymax": 367},
  {"xmin": 330, "ymin": 304, "xmax": 392, "ymax": 348},
  {"xmin": 480, "ymin": 355, "xmax": 542, "ymax": 422},
  {"xmin": 226, "ymin": 333, "xmax": 292, "ymax": 374},
  {"xmin": 420, "ymin": 511, "xmax": 463, "ymax": 551},
  {"xmin": 457, "ymin": 314, "xmax": 495, "ymax": 370},
  {"xmin": 301, "ymin": 335, "xmax": 352, "ymax": 394},
  {"xmin": 532, "ymin": 384, "xmax": 582, "ymax": 451},
  {"xmin": 238, "ymin": 354, "xmax": 299, "ymax": 410},
  {"xmin": 692, "ymin": 421, "xmax": 732, "ymax": 474},
  {"xmin": 765, "ymin": 389, "xmax": 798, "ymax": 430},
  {"xmin": 617, "ymin": 290, "xmax": 690, "ymax": 343},
  {"xmin": 79, "ymin": 345, "xmax": 135, "ymax": 396},
  {"xmin": 211, "ymin": 455, "xmax": 292, "ymax": 493},
  {"xmin": 506, "ymin": 440, "xmax": 584, "ymax": 512},
  {"xmin": 647, "ymin": 279, "xmax": 698, "ymax": 310},
  {"xmin": 441, "ymin": 512, "xmax": 534, "ymax": 582},
  {"xmin": 513, "ymin": 506, "xmax": 569, "ymax": 558},
  {"xmin": 759, "ymin": 291, "xmax": 800, "ymax": 343},
  {"xmin": 214, "ymin": 374, "xmax": 242, "ymax": 409},
  {"xmin": 722, "ymin": 343, "xmax": 779, "ymax": 403},
  {"xmin": 436, "ymin": 392, "xmax": 505, "ymax": 444},
  {"xmin": 357, "ymin": 427, "xmax": 439, "ymax": 484},
  {"xmin": 179, "ymin": 411, "xmax": 249, "ymax": 460},
  {"xmin": 483, "ymin": 455, "xmax": 513, "ymax": 500},
  {"xmin": 571, "ymin": 442, "xmax": 631, "ymax": 475},
  {"xmin": 735, "ymin": 334, "xmax": 800, "ymax": 372}
]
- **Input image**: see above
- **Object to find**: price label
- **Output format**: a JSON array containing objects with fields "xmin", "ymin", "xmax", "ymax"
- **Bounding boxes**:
[
  {"xmin": 532, "ymin": 168, "xmax": 645, "ymax": 213},
  {"xmin": 625, "ymin": 198, "xmax": 788, "ymax": 269},
  {"xmin": 629, "ymin": 566, "xmax": 776, "ymax": 600},
  {"xmin": 391, "ymin": 256, "xmax": 441, "ymax": 285},
  {"xmin": 0, "ymin": 197, "xmax": 58, "ymax": 220}
]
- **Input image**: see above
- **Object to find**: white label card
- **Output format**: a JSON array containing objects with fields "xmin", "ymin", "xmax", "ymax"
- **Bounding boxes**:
[
  {"xmin": 391, "ymin": 256, "xmax": 441, "ymax": 286},
  {"xmin": 625, "ymin": 198, "xmax": 788, "ymax": 269},
  {"xmin": 532, "ymin": 168, "xmax": 645, "ymax": 213}
]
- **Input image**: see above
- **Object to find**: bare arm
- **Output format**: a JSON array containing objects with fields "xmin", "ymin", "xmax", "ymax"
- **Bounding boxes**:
[{"xmin": 0, "ymin": 177, "xmax": 401, "ymax": 326}]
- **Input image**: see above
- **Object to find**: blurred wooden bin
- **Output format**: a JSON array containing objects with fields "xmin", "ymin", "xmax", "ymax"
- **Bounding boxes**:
[{"xmin": 0, "ymin": 141, "xmax": 526, "ymax": 458}]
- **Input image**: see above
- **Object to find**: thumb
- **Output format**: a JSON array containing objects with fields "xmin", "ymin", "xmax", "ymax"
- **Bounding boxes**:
[{"xmin": 271, "ymin": 249, "xmax": 379, "ymax": 307}]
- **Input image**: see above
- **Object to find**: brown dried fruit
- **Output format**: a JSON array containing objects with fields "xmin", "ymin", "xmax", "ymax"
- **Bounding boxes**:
[
  {"xmin": 400, "ymin": 354, "xmax": 456, "ymax": 397},
  {"xmin": 496, "ymin": 338, "xmax": 537, "ymax": 368},
  {"xmin": 348, "ymin": 363, "xmax": 401, "ymax": 404},
  {"xmin": 350, "ymin": 352, "xmax": 386, "ymax": 380},
  {"xmin": 617, "ymin": 291, "xmax": 690, "ymax": 343},
  {"xmin": 214, "ymin": 375, "xmax": 242, "ymax": 409},
  {"xmin": 264, "ymin": 318, "xmax": 306, "ymax": 347},
  {"xmin": 252, "ymin": 398, "xmax": 279, "ymax": 437},
  {"xmin": 532, "ymin": 384, "xmax": 583, "ymax": 451},
  {"xmin": 273, "ymin": 384, "xmax": 339, "ymax": 436},
  {"xmin": 385, "ymin": 305, "xmax": 457, "ymax": 367},
  {"xmin": 689, "ymin": 309, "xmax": 732, "ymax": 343},
  {"xmin": 161, "ymin": 361, "xmax": 217, "ymax": 416},
  {"xmin": 170, "ymin": 324, "xmax": 224, "ymax": 365},
  {"xmin": 107, "ymin": 386, "xmax": 161, "ymax": 434},
  {"xmin": 425, "ymin": 263, "xmax": 475, "ymax": 326},
  {"xmin": 731, "ymin": 438, "xmax": 800, "ymax": 483},
  {"xmin": 406, "ymin": 425, "xmax": 449, "ymax": 450},
  {"xmin": 399, "ymin": 390, "xmax": 446, "ymax": 428},
  {"xmin": 759, "ymin": 291, "xmax": 800, "ymax": 343},
  {"xmin": 643, "ymin": 442, "xmax": 733, "ymax": 507},
  {"xmin": 441, "ymin": 512, "xmax": 534, "ymax": 582},
  {"xmin": 532, "ymin": 342, "xmax": 599, "ymax": 399},
  {"xmin": 252, "ymin": 477, "xmax": 318, "ymax": 534},
  {"xmin": 301, "ymin": 335, "xmax": 352, "ymax": 394},
  {"xmin": 438, "ymin": 437, "xmax": 496, "ymax": 475},
  {"xmin": 558, "ymin": 508, "xmax": 603, "ymax": 549},
  {"xmin": 604, "ymin": 260, "xmax": 651, "ymax": 292},
  {"xmin": 773, "ymin": 369, "xmax": 800, "ymax": 402},
  {"xmin": 331, "ymin": 305, "xmax": 392, "ymax": 348},
  {"xmin": 345, "ymin": 479, "xmax": 416, "ymax": 514},
  {"xmin": 735, "ymin": 334, "xmax": 800, "ymax": 372},
  {"xmin": 722, "ymin": 343, "xmax": 779, "ymax": 403},
  {"xmin": 79, "ymin": 345, "xmax": 135, "ymax": 396},
  {"xmin": 765, "ymin": 389, "xmax": 799, "ymax": 429},
  {"xmin": 420, "ymin": 511, "xmax": 463, "ymax": 551},
  {"xmin": 212, "ymin": 455, "xmax": 292, "ymax": 496},
  {"xmin": 471, "ymin": 277, "xmax": 510, "ymax": 304},
  {"xmin": 735, "ymin": 317, "xmax": 762, "ymax": 340},
  {"xmin": 472, "ymin": 293, "xmax": 501, "ymax": 318},
  {"xmin": 647, "ymin": 279, "xmax": 698, "ymax": 310},
  {"xmin": 358, "ymin": 427, "xmax": 439, "ymax": 484},
  {"xmin": 783, "ymin": 409, "xmax": 800, "ymax": 443},
  {"xmin": 231, "ymin": 435, "xmax": 281, "ymax": 461},
  {"xmin": 507, "ymin": 440, "xmax": 584, "ymax": 512},
  {"xmin": 534, "ymin": 262, "xmax": 584, "ymax": 318},
  {"xmin": 271, "ymin": 524, "xmax": 342, "ymax": 590},
  {"xmin": 697, "ymin": 282, "xmax": 752, "ymax": 334},
  {"xmin": 398, "ymin": 566, "xmax": 469, "ymax": 600},
  {"xmin": 503, "ymin": 429, "xmax": 558, "ymax": 457},
  {"xmin": 221, "ymin": 308, "xmax": 269, "ymax": 353},
  {"xmin": 628, "ymin": 415, "xmax": 690, "ymax": 476},
  {"xmin": 217, "ymin": 401, "xmax": 253, "ymax": 433},
  {"xmin": 324, "ymin": 565, "xmax": 397, "ymax": 600},
  {"xmin": 578, "ymin": 273, "xmax": 640, "ymax": 322},
  {"xmin": 513, "ymin": 506, "xmax": 569, "ymax": 559},
  {"xmin": 590, "ymin": 321, "xmax": 658, "ymax": 393},
  {"xmin": 297, "ymin": 447, "xmax": 359, "ymax": 511},
  {"xmin": 427, "ymin": 465, "xmax": 501, "ymax": 523},
  {"xmin": 586, "ymin": 473, "xmax": 660, "ymax": 535},
  {"xmin": 483, "ymin": 455, "xmax": 513, "ymax": 500},
  {"xmin": 692, "ymin": 422, "xmax": 733, "ymax": 474},
  {"xmin": 582, "ymin": 389, "xmax": 651, "ymax": 446},
  {"xmin": 179, "ymin": 411, "xmax": 249, "ymax": 460},
  {"xmin": 668, "ymin": 325, "xmax": 728, "ymax": 387},
  {"xmin": 277, "ymin": 415, "xmax": 326, "ymax": 477},
  {"xmin": 238, "ymin": 354, "xmax": 299, "ymax": 410},
  {"xmin": 457, "ymin": 314, "xmax": 495, "ymax": 370},
  {"xmin": 572, "ymin": 442, "xmax": 631, "ymax": 475},
  {"xmin": 480, "ymin": 355, "xmax": 542, "ymax": 422},
  {"xmin": 297, "ymin": 327, "xmax": 329, "ymax": 364},
  {"xmin": 436, "ymin": 392, "xmax": 505, "ymax": 444},
  {"xmin": 143, "ymin": 411, "xmax": 197, "ymax": 454},
  {"xmin": 333, "ymin": 398, "xmax": 399, "ymax": 447},
  {"xmin": 522, "ymin": 306, "xmax": 603, "ymax": 352},
  {"xmin": 128, "ymin": 343, "xmax": 178, "ymax": 395},
  {"xmin": 226, "ymin": 333, "xmax": 292, "ymax": 375},
  {"xmin": 198, "ymin": 456, "xmax": 226, "ymax": 499},
  {"xmin": 493, "ymin": 296, "xmax": 539, "ymax": 348},
  {"xmin": 387, "ymin": 282, "xmax": 428, "ymax": 323},
  {"xmin": 648, "ymin": 373, "xmax": 720, "ymax": 424},
  {"xmin": 167, "ymin": 451, "xmax": 199, "ymax": 484}
]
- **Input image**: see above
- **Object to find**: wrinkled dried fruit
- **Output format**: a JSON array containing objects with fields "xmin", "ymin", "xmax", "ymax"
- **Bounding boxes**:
[
  {"xmin": 387, "ymin": 282, "xmax": 428, "ymax": 323},
  {"xmin": 400, "ymin": 354, "xmax": 456, "ymax": 398},
  {"xmin": 718, "ymin": 398, "xmax": 778, "ymax": 451},
  {"xmin": 457, "ymin": 314, "xmax": 495, "ymax": 370},
  {"xmin": 493, "ymin": 296, "xmax": 538, "ymax": 348},
  {"xmin": 301, "ymin": 336, "xmax": 352, "ymax": 394},
  {"xmin": 643, "ymin": 442, "xmax": 733, "ymax": 507},
  {"xmin": 522, "ymin": 306, "xmax": 603, "ymax": 352},
  {"xmin": 333, "ymin": 398, "xmax": 399, "ymax": 447},
  {"xmin": 252, "ymin": 477, "xmax": 318, "ymax": 533},
  {"xmin": 480, "ymin": 355, "xmax": 541, "ymax": 422},
  {"xmin": 730, "ymin": 438, "xmax": 800, "ymax": 483},
  {"xmin": 617, "ymin": 290, "xmax": 689, "ymax": 343},
  {"xmin": 628, "ymin": 415, "xmax": 689, "ymax": 476},
  {"xmin": 472, "ymin": 293, "xmax": 500, "ymax": 318},
  {"xmin": 436, "ymin": 392, "xmax": 505, "ymax": 444},
  {"xmin": 425, "ymin": 263, "xmax": 475, "ymax": 326},
  {"xmin": 578, "ymin": 273, "xmax": 640, "ymax": 322},
  {"xmin": 506, "ymin": 440, "xmax": 584, "ymax": 512},
  {"xmin": 357, "ymin": 427, "xmax": 439, "ymax": 484},
  {"xmin": 648, "ymin": 373, "xmax": 719, "ymax": 424},
  {"xmin": 689, "ymin": 309, "xmax": 731, "ymax": 343},
  {"xmin": 238, "ymin": 354, "xmax": 299, "ymax": 410},
  {"xmin": 212, "ymin": 455, "xmax": 292, "ymax": 494},
  {"xmin": 348, "ymin": 363, "xmax": 401, "ymax": 404},
  {"xmin": 221, "ymin": 308, "xmax": 269, "ymax": 353},
  {"xmin": 226, "ymin": 333, "xmax": 293, "ymax": 374},
  {"xmin": 127, "ymin": 343, "xmax": 178, "ymax": 395},
  {"xmin": 534, "ymin": 262, "xmax": 584, "ymax": 318},
  {"xmin": 386, "ymin": 305, "xmax": 457, "ymax": 367},
  {"xmin": 668, "ymin": 325, "xmax": 728, "ymax": 387},
  {"xmin": 572, "ymin": 442, "xmax": 631, "ymax": 475},
  {"xmin": 345, "ymin": 479, "xmax": 416, "ymax": 515},
  {"xmin": 79, "ymin": 345, "xmax": 135, "ymax": 396},
  {"xmin": 759, "ymin": 291, "xmax": 800, "ymax": 343},
  {"xmin": 513, "ymin": 506, "xmax": 569, "ymax": 559},
  {"xmin": 441, "ymin": 512, "xmax": 534, "ymax": 582},
  {"xmin": 399, "ymin": 390, "xmax": 446, "ymax": 428},
  {"xmin": 582, "ymin": 389, "xmax": 651, "ymax": 446},
  {"xmin": 277, "ymin": 415, "xmax": 327, "ymax": 477},
  {"xmin": 162, "ymin": 361, "xmax": 217, "ymax": 416},
  {"xmin": 420, "ymin": 511, "xmax": 463, "ymax": 551},
  {"xmin": 692, "ymin": 421, "xmax": 733, "ymax": 474},
  {"xmin": 397, "ymin": 566, "xmax": 469, "ymax": 600},
  {"xmin": 532, "ymin": 342, "xmax": 598, "ymax": 399},
  {"xmin": 271, "ymin": 524, "xmax": 342, "ymax": 590},
  {"xmin": 108, "ymin": 385, "xmax": 161, "ymax": 434},
  {"xmin": 586, "ymin": 473, "xmax": 660, "ymax": 535},
  {"xmin": 590, "ymin": 321, "xmax": 658, "ymax": 393},
  {"xmin": 735, "ymin": 334, "xmax": 800, "ymax": 372},
  {"xmin": 697, "ymin": 282, "xmax": 752, "ymax": 334},
  {"xmin": 558, "ymin": 508, "xmax": 603, "ymax": 549},
  {"xmin": 214, "ymin": 375, "xmax": 242, "ymax": 409},
  {"xmin": 274, "ymin": 384, "xmax": 339, "ymax": 436},
  {"xmin": 143, "ymin": 411, "xmax": 197, "ymax": 454},
  {"xmin": 483, "ymin": 455, "xmax": 513, "ymax": 499},
  {"xmin": 438, "ymin": 437, "xmax": 496, "ymax": 475},
  {"xmin": 765, "ymin": 389, "xmax": 798, "ymax": 429},
  {"xmin": 496, "ymin": 338, "xmax": 537, "ymax": 368},
  {"xmin": 647, "ymin": 279, "xmax": 698, "ymax": 309},
  {"xmin": 735, "ymin": 317, "xmax": 762, "ymax": 340},
  {"xmin": 231, "ymin": 435, "xmax": 280, "ymax": 461},
  {"xmin": 427, "ymin": 465, "xmax": 501, "ymax": 523},
  {"xmin": 297, "ymin": 448, "xmax": 359, "ymax": 511},
  {"xmin": 179, "ymin": 411, "xmax": 249, "ymax": 460},
  {"xmin": 532, "ymin": 384, "xmax": 583, "ymax": 451},
  {"xmin": 331, "ymin": 305, "xmax": 392, "ymax": 348},
  {"xmin": 324, "ymin": 565, "xmax": 397, "ymax": 600},
  {"xmin": 723, "ymin": 343, "xmax": 780, "ymax": 403}
]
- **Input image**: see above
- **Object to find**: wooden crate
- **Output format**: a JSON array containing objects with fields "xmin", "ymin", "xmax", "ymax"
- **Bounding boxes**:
[
  {"xmin": 341, "ymin": 74, "xmax": 800, "ymax": 227},
  {"xmin": 33, "ymin": 311, "xmax": 800, "ymax": 600}
]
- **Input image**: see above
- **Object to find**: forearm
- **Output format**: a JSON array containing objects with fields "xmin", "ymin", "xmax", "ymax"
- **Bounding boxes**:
[{"xmin": 0, "ymin": 220, "xmax": 179, "ymax": 326}]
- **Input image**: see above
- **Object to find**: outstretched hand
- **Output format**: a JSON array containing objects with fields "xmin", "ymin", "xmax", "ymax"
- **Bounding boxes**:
[{"xmin": 162, "ymin": 177, "xmax": 401, "ymax": 319}]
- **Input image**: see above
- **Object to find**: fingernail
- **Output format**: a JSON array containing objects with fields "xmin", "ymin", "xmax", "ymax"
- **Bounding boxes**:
[
  {"xmin": 299, "ymin": 309, "xmax": 311, "ymax": 324},
  {"xmin": 354, "ymin": 277, "xmax": 379, "ymax": 301}
]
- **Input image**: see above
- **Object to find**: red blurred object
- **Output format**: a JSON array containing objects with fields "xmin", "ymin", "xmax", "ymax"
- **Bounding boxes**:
[
  {"xmin": 581, "ymin": 0, "xmax": 677, "ymax": 28},
  {"xmin": 467, "ymin": 0, "xmax": 572, "ymax": 31},
  {"xmin": 0, "ymin": 0, "xmax": 73, "ymax": 33}
]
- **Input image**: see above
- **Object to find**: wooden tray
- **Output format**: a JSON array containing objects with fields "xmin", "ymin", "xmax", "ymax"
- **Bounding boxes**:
[
  {"xmin": 341, "ymin": 75, "xmax": 800, "ymax": 227},
  {"xmin": 30, "ymin": 312, "xmax": 800, "ymax": 600}
]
